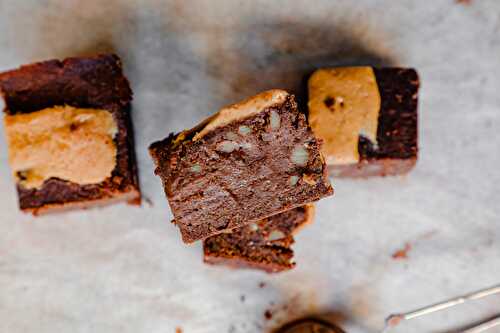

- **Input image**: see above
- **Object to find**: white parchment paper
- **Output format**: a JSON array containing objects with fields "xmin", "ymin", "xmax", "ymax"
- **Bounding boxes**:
[{"xmin": 0, "ymin": 1, "xmax": 499, "ymax": 332}]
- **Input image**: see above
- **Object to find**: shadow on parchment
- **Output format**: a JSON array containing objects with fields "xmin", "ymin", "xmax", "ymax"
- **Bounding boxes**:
[
  {"xmin": 12, "ymin": 1, "xmax": 399, "ymax": 131},
  {"xmin": 201, "ymin": 19, "xmax": 398, "ymax": 113},
  {"xmin": 6, "ymin": 0, "xmax": 137, "ymax": 61}
]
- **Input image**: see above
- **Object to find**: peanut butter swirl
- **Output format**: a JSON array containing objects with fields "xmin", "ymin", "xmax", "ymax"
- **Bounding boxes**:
[
  {"xmin": 308, "ymin": 67, "xmax": 381, "ymax": 165},
  {"xmin": 5, "ymin": 105, "xmax": 118, "ymax": 188}
]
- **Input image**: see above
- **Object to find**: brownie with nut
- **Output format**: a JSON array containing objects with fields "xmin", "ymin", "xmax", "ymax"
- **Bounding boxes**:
[
  {"xmin": 204, "ymin": 204, "xmax": 315, "ymax": 273},
  {"xmin": 308, "ymin": 67, "xmax": 419, "ymax": 177},
  {"xmin": 149, "ymin": 89, "xmax": 333, "ymax": 243},
  {"xmin": 0, "ymin": 54, "xmax": 140, "ymax": 214}
]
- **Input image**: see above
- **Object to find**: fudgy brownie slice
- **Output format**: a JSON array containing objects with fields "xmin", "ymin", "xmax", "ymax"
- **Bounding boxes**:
[
  {"xmin": 149, "ymin": 89, "xmax": 333, "ymax": 243},
  {"xmin": 203, "ymin": 205, "xmax": 315, "ymax": 273},
  {"xmin": 308, "ymin": 67, "xmax": 419, "ymax": 177},
  {"xmin": 0, "ymin": 54, "xmax": 140, "ymax": 214}
]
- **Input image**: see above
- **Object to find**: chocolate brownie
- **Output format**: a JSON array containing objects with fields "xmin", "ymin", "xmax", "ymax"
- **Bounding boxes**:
[
  {"xmin": 0, "ymin": 54, "xmax": 140, "ymax": 214},
  {"xmin": 150, "ymin": 90, "xmax": 333, "ymax": 243},
  {"xmin": 308, "ymin": 67, "xmax": 419, "ymax": 177},
  {"xmin": 203, "ymin": 205, "xmax": 315, "ymax": 273}
]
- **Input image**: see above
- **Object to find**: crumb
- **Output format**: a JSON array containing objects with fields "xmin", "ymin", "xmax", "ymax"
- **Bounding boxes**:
[
  {"xmin": 392, "ymin": 243, "xmax": 412, "ymax": 260},
  {"xmin": 240, "ymin": 295, "xmax": 246, "ymax": 303},
  {"xmin": 264, "ymin": 310, "xmax": 273, "ymax": 320},
  {"xmin": 259, "ymin": 282, "xmax": 266, "ymax": 288},
  {"xmin": 228, "ymin": 324, "xmax": 236, "ymax": 333},
  {"xmin": 455, "ymin": 0, "xmax": 472, "ymax": 4},
  {"xmin": 175, "ymin": 327, "xmax": 182, "ymax": 333}
]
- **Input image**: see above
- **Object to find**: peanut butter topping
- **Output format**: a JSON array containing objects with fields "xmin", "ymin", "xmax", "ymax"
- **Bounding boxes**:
[
  {"xmin": 192, "ymin": 89, "xmax": 288, "ymax": 141},
  {"xmin": 4, "ymin": 105, "xmax": 118, "ymax": 189},
  {"xmin": 308, "ymin": 67, "xmax": 381, "ymax": 165}
]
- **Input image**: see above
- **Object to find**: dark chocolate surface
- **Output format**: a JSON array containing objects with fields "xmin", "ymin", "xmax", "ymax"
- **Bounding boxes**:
[
  {"xmin": 0, "ymin": 54, "xmax": 140, "ymax": 213},
  {"xmin": 150, "ymin": 93, "xmax": 332, "ymax": 243},
  {"xmin": 359, "ymin": 68, "xmax": 419, "ymax": 161}
]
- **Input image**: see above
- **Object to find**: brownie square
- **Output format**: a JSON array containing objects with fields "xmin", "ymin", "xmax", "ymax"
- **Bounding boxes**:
[
  {"xmin": 203, "ymin": 204, "xmax": 315, "ymax": 273},
  {"xmin": 308, "ymin": 67, "xmax": 419, "ymax": 177},
  {"xmin": 0, "ymin": 54, "xmax": 140, "ymax": 214},
  {"xmin": 150, "ymin": 90, "xmax": 333, "ymax": 243}
]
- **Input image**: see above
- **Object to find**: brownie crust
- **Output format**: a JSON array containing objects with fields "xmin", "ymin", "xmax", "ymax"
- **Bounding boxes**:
[
  {"xmin": 150, "ymin": 92, "xmax": 332, "ymax": 243},
  {"xmin": 330, "ymin": 68, "xmax": 419, "ymax": 177},
  {"xmin": 0, "ymin": 54, "xmax": 140, "ymax": 214}
]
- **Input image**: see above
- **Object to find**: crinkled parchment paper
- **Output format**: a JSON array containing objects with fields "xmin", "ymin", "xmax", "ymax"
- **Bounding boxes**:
[{"xmin": 0, "ymin": 1, "xmax": 499, "ymax": 332}]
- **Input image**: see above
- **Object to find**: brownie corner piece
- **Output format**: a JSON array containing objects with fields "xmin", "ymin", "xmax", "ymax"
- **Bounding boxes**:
[
  {"xmin": 308, "ymin": 67, "xmax": 419, "ymax": 177},
  {"xmin": 0, "ymin": 54, "xmax": 140, "ymax": 214},
  {"xmin": 203, "ymin": 204, "xmax": 315, "ymax": 273},
  {"xmin": 149, "ymin": 89, "xmax": 332, "ymax": 243}
]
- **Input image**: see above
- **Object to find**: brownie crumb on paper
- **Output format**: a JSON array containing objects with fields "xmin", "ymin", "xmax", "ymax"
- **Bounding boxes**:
[{"xmin": 392, "ymin": 243, "xmax": 412, "ymax": 260}]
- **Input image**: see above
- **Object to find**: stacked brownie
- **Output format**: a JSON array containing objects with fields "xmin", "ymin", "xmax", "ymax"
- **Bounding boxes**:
[
  {"xmin": 150, "ymin": 89, "xmax": 334, "ymax": 271},
  {"xmin": 149, "ymin": 67, "xmax": 419, "ymax": 271}
]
